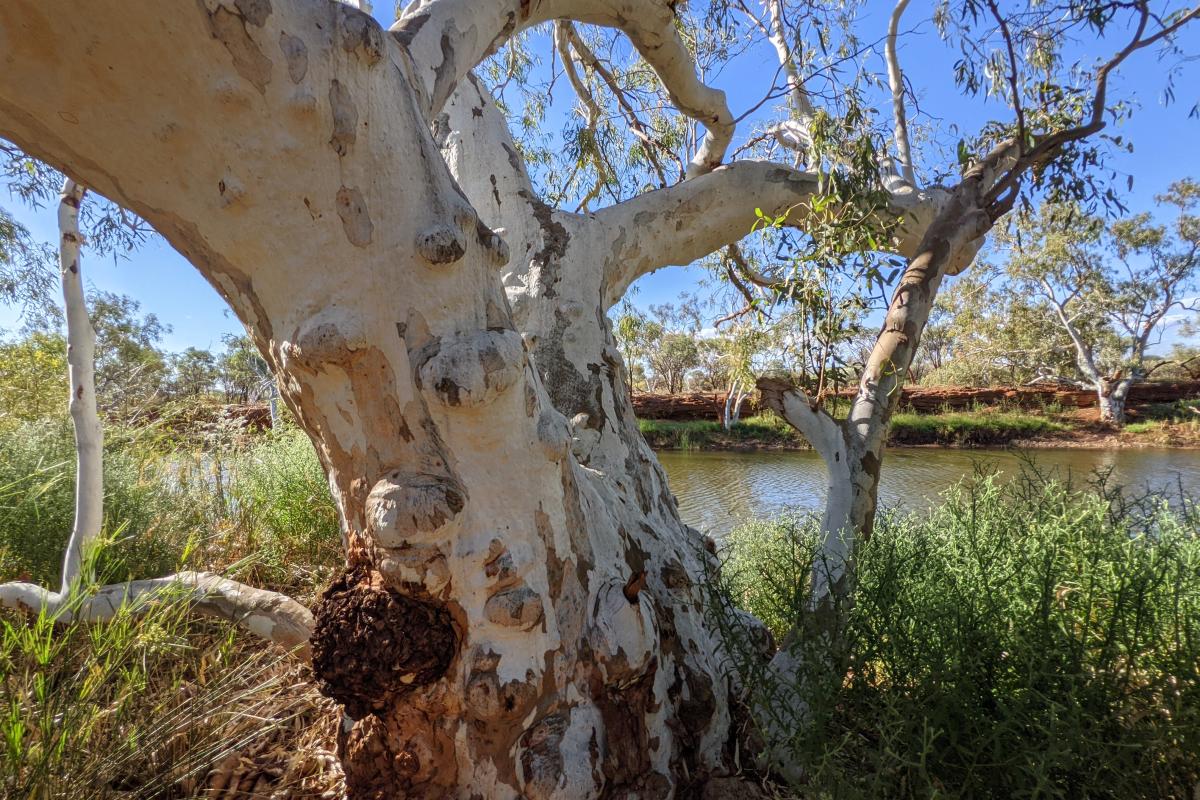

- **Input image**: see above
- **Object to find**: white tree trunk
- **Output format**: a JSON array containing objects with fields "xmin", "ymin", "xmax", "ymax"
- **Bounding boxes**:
[
  {"xmin": 0, "ymin": 4, "xmax": 761, "ymax": 795},
  {"xmin": 1097, "ymin": 378, "xmax": 1133, "ymax": 424},
  {"xmin": 56, "ymin": 179, "xmax": 103, "ymax": 598},
  {"xmin": 0, "ymin": 0, "xmax": 975, "ymax": 792}
]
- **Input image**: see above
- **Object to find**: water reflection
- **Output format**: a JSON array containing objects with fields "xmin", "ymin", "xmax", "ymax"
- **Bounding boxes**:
[{"xmin": 657, "ymin": 448, "xmax": 1200, "ymax": 540}]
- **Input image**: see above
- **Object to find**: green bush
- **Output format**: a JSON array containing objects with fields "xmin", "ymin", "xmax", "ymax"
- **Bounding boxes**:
[
  {"xmin": 889, "ymin": 410, "xmax": 1063, "ymax": 445},
  {"xmin": 716, "ymin": 471, "xmax": 1200, "ymax": 799},
  {"xmin": 0, "ymin": 418, "xmax": 182, "ymax": 586}
]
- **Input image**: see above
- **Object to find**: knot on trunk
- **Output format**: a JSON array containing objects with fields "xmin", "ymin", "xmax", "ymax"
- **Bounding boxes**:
[
  {"xmin": 416, "ymin": 329, "xmax": 525, "ymax": 407},
  {"xmin": 484, "ymin": 584, "xmax": 544, "ymax": 629},
  {"xmin": 465, "ymin": 649, "xmax": 538, "ymax": 722},
  {"xmin": 365, "ymin": 472, "xmax": 465, "ymax": 548},
  {"xmin": 335, "ymin": 3, "xmax": 383, "ymax": 65},
  {"xmin": 283, "ymin": 314, "xmax": 367, "ymax": 370},
  {"xmin": 415, "ymin": 222, "xmax": 467, "ymax": 265},
  {"xmin": 476, "ymin": 222, "xmax": 510, "ymax": 267},
  {"xmin": 378, "ymin": 543, "xmax": 451, "ymax": 596},
  {"xmin": 590, "ymin": 578, "xmax": 658, "ymax": 686},
  {"xmin": 311, "ymin": 569, "xmax": 457, "ymax": 720}
]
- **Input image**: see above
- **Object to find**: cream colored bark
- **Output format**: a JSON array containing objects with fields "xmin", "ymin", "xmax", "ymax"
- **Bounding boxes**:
[
  {"xmin": 55, "ymin": 179, "xmax": 101, "ymax": 598},
  {"xmin": 0, "ymin": 1, "xmax": 1033, "ymax": 794},
  {"xmin": 0, "ymin": 2, "xmax": 761, "ymax": 795}
]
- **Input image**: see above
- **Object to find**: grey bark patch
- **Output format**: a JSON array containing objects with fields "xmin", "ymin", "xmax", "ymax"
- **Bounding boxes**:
[
  {"xmin": 390, "ymin": 12, "xmax": 430, "ymax": 47},
  {"xmin": 534, "ymin": 310, "xmax": 607, "ymax": 436},
  {"xmin": 234, "ymin": 0, "xmax": 271, "ymax": 27},
  {"xmin": 337, "ymin": 4, "xmax": 383, "ymax": 65},
  {"xmin": 206, "ymin": 6, "xmax": 273, "ymax": 94},
  {"xmin": 328, "ymin": 80, "xmax": 358, "ymax": 156},
  {"xmin": 525, "ymin": 193, "xmax": 569, "ymax": 275},
  {"xmin": 335, "ymin": 186, "xmax": 373, "ymax": 247},
  {"xmin": 520, "ymin": 714, "xmax": 568, "ymax": 798},
  {"xmin": 278, "ymin": 31, "xmax": 308, "ymax": 83}
]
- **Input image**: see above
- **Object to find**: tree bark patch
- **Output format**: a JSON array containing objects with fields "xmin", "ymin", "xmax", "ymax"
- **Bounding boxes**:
[{"xmin": 312, "ymin": 569, "xmax": 457, "ymax": 719}]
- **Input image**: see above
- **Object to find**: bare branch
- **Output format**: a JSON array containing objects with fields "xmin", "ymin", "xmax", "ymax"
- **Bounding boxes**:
[
  {"xmin": 0, "ymin": 572, "xmax": 314, "ymax": 656},
  {"xmin": 395, "ymin": 0, "xmax": 735, "ymax": 175},
  {"xmin": 885, "ymin": 0, "xmax": 916, "ymax": 186}
]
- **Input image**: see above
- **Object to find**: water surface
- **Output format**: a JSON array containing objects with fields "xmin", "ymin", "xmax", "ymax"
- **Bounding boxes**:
[{"xmin": 657, "ymin": 447, "xmax": 1200, "ymax": 539}]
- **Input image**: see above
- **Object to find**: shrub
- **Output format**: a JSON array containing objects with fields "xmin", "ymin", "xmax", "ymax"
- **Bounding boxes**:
[
  {"xmin": 0, "ymin": 418, "xmax": 181, "ymax": 586},
  {"xmin": 222, "ymin": 428, "xmax": 341, "ymax": 594},
  {"xmin": 715, "ymin": 470, "xmax": 1200, "ymax": 799}
]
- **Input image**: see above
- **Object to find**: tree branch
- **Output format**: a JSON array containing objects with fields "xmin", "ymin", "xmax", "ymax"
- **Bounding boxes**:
[
  {"xmin": 885, "ymin": 0, "xmax": 916, "ymax": 186},
  {"xmin": 593, "ymin": 161, "xmax": 953, "ymax": 306},
  {"xmin": 0, "ymin": 572, "xmax": 314, "ymax": 656},
  {"xmin": 395, "ymin": 0, "xmax": 735, "ymax": 175}
]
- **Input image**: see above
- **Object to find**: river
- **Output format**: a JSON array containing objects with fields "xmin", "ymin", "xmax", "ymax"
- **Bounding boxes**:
[{"xmin": 657, "ymin": 447, "xmax": 1200, "ymax": 539}]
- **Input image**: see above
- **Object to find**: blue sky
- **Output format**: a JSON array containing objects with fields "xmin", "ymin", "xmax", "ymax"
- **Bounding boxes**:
[{"xmin": 2, "ymin": 3, "xmax": 1197, "ymax": 352}]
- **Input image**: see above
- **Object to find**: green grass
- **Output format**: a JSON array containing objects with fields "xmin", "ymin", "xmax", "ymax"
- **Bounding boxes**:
[
  {"xmin": 0, "ymin": 419, "xmax": 341, "ymax": 598},
  {"xmin": 889, "ymin": 409, "xmax": 1065, "ymax": 445},
  {"xmin": 713, "ymin": 470, "xmax": 1200, "ymax": 799},
  {"xmin": 638, "ymin": 414, "xmax": 800, "ymax": 449},
  {"xmin": 638, "ymin": 409, "xmax": 1066, "ymax": 450},
  {"xmin": 0, "ymin": 421, "xmax": 342, "ymax": 798}
]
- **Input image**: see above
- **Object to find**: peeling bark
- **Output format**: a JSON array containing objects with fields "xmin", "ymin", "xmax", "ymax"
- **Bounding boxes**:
[{"xmin": 0, "ymin": 3, "xmax": 761, "ymax": 795}]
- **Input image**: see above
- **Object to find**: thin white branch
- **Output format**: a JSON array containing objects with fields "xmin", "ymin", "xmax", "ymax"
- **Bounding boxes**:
[
  {"xmin": 756, "ymin": 377, "xmax": 852, "ymax": 544},
  {"xmin": 57, "ymin": 179, "xmax": 102, "ymax": 599},
  {"xmin": 763, "ymin": 0, "xmax": 816, "ymax": 164},
  {"xmin": 885, "ymin": 0, "xmax": 916, "ymax": 186},
  {"xmin": 0, "ymin": 572, "xmax": 314, "ymax": 655}
]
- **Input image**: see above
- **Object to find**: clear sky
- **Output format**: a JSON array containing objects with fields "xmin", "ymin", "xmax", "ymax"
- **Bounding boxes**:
[{"xmin": 2, "ymin": 4, "xmax": 1198, "ymax": 352}]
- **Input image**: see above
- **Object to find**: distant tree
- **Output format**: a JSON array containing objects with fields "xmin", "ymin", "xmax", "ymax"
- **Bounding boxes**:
[
  {"xmin": 647, "ymin": 333, "xmax": 700, "ymax": 394},
  {"xmin": 171, "ymin": 347, "xmax": 218, "ymax": 398},
  {"xmin": 86, "ymin": 292, "xmax": 170, "ymax": 416},
  {"xmin": 217, "ymin": 333, "xmax": 280, "ymax": 424},
  {"xmin": 918, "ymin": 270, "xmax": 1079, "ymax": 386},
  {"xmin": 0, "ymin": 331, "xmax": 66, "ymax": 428},
  {"xmin": 1000, "ymin": 180, "xmax": 1200, "ymax": 423},
  {"xmin": 611, "ymin": 301, "xmax": 657, "ymax": 392},
  {"xmin": 0, "ymin": 207, "xmax": 55, "ymax": 324}
]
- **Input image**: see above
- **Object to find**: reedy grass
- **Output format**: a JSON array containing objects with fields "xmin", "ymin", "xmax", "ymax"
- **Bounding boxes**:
[
  {"xmin": 712, "ymin": 468, "xmax": 1200, "ymax": 799},
  {"xmin": 0, "ymin": 420, "xmax": 344, "ymax": 798}
]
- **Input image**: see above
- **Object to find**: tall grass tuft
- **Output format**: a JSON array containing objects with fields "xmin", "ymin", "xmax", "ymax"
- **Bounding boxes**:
[
  {"xmin": 0, "ymin": 584, "xmax": 328, "ymax": 799},
  {"xmin": 713, "ymin": 468, "xmax": 1200, "ymax": 799},
  {"xmin": 0, "ymin": 418, "xmax": 181, "ymax": 587}
]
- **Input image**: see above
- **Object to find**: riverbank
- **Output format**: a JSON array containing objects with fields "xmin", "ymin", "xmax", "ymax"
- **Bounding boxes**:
[{"xmin": 639, "ymin": 403, "xmax": 1200, "ymax": 450}]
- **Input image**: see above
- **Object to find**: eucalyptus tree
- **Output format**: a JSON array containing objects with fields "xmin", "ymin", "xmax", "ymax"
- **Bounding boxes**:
[
  {"xmin": 999, "ymin": 181, "xmax": 1200, "ymax": 423},
  {"xmin": 0, "ymin": 1, "xmax": 1196, "ymax": 797}
]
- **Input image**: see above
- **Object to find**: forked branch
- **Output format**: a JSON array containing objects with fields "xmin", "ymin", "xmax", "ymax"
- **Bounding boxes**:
[{"xmin": 395, "ymin": 0, "xmax": 735, "ymax": 175}]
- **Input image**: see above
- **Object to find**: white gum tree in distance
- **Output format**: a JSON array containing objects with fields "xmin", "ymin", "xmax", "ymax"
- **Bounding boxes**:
[{"xmin": 0, "ymin": 0, "xmax": 1196, "ymax": 797}]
